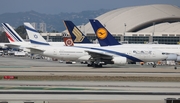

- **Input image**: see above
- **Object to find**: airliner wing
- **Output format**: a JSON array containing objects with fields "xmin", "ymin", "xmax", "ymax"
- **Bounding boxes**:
[
  {"xmin": 26, "ymin": 47, "xmax": 45, "ymax": 53},
  {"xmin": 5, "ymin": 44, "xmax": 21, "ymax": 48},
  {"xmin": 85, "ymin": 50, "xmax": 113, "ymax": 59}
]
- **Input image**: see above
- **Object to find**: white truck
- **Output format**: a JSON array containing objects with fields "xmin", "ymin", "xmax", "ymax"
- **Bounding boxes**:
[{"xmin": 14, "ymin": 51, "xmax": 26, "ymax": 57}]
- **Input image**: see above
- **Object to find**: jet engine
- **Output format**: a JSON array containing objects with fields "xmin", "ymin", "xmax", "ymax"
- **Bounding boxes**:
[
  {"xmin": 166, "ymin": 54, "xmax": 180, "ymax": 62},
  {"xmin": 112, "ymin": 57, "xmax": 127, "ymax": 65},
  {"xmin": 176, "ymin": 56, "xmax": 180, "ymax": 62},
  {"xmin": 78, "ymin": 55, "xmax": 90, "ymax": 61}
]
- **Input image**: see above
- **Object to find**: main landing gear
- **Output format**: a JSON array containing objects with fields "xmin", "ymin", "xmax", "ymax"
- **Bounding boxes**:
[
  {"xmin": 174, "ymin": 62, "xmax": 177, "ymax": 70},
  {"xmin": 152, "ymin": 62, "xmax": 156, "ymax": 68},
  {"xmin": 87, "ymin": 61, "xmax": 103, "ymax": 68}
]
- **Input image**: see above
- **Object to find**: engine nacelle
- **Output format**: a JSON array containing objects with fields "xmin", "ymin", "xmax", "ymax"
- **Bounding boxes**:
[
  {"xmin": 112, "ymin": 57, "xmax": 127, "ymax": 65},
  {"xmin": 166, "ymin": 54, "xmax": 177, "ymax": 61},
  {"xmin": 165, "ymin": 54, "xmax": 180, "ymax": 62},
  {"xmin": 78, "ymin": 55, "xmax": 90, "ymax": 61},
  {"xmin": 176, "ymin": 56, "xmax": 180, "ymax": 62},
  {"xmin": 1, "ymin": 46, "xmax": 7, "ymax": 49}
]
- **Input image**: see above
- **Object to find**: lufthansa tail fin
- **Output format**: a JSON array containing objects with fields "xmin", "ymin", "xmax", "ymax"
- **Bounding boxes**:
[
  {"xmin": 63, "ymin": 20, "xmax": 92, "ymax": 43},
  {"xmin": 24, "ymin": 22, "xmax": 50, "ymax": 46},
  {"xmin": 89, "ymin": 19, "xmax": 121, "ymax": 46},
  {"xmin": 2, "ymin": 23, "xmax": 25, "ymax": 43}
]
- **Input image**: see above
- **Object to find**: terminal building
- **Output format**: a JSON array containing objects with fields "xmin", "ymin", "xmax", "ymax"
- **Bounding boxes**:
[{"xmin": 41, "ymin": 4, "xmax": 180, "ymax": 44}]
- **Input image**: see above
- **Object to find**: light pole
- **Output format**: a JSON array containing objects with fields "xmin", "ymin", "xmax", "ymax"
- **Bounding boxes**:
[
  {"xmin": 149, "ymin": 22, "xmax": 155, "ymax": 43},
  {"xmin": 121, "ymin": 23, "xmax": 126, "ymax": 42},
  {"xmin": 124, "ymin": 23, "xmax": 126, "ymax": 36},
  {"xmin": 152, "ymin": 22, "xmax": 156, "ymax": 43},
  {"xmin": 153, "ymin": 22, "xmax": 155, "ymax": 36},
  {"xmin": 46, "ymin": 33, "xmax": 50, "ymax": 42}
]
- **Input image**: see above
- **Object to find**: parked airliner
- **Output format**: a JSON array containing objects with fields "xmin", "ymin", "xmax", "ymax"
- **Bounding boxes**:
[
  {"xmin": 63, "ymin": 19, "xmax": 180, "ymax": 69},
  {"xmin": 89, "ymin": 19, "xmax": 180, "ymax": 69},
  {"xmin": 24, "ymin": 22, "xmax": 167, "ymax": 67},
  {"xmin": 2, "ymin": 23, "xmax": 68, "ymax": 50}
]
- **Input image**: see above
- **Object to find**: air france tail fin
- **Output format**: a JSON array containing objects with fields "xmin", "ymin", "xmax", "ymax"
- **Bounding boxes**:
[
  {"xmin": 2, "ymin": 23, "xmax": 25, "ymax": 43},
  {"xmin": 89, "ymin": 19, "xmax": 121, "ymax": 46},
  {"xmin": 63, "ymin": 20, "xmax": 92, "ymax": 43},
  {"xmin": 24, "ymin": 22, "xmax": 49, "ymax": 46}
]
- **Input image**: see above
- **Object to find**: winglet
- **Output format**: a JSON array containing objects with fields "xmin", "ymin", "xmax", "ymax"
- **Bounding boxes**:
[
  {"xmin": 63, "ymin": 20, "xmax": 92, "ymax": 43},
  {"xmin": 24, "ymin": 22, "xmax": 50, "ymax": 45},
  {"xmin": 89, "ymin": 19, "xmax": 121, "ymax": 46},
  {"xmin": 2, "ymin": 23, "xmax": 25, "ymax": 43}
]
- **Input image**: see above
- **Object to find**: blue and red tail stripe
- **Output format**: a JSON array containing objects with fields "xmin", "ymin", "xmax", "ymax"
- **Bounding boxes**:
[
  {"xmin": 5, "ymin": 33, "xmax": 14, "ymax": 42},
  {"xmin": 2, "ymin": 23, "xmax": 22, "ymax": 42}
]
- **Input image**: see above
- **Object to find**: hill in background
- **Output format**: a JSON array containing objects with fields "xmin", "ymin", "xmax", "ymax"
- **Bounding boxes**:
[{"xmin": 0, "ymin": 9, "xmax": 110, "ymax": 32}]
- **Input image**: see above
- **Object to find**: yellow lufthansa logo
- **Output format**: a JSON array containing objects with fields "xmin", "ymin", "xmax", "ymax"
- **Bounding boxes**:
[{"xmin": 96, "ymin": 28, "xmax": 107, "ymax": 39}]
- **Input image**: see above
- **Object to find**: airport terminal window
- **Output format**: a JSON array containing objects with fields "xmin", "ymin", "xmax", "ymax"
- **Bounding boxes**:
[
  {"xmin": 114, "ymin": 36, "xmax": 121, "ymax": 41},
  {"xmin": 43, "ymin": 36, "xmax": 47, "ymax": 40},
  {"xmin": 86, "ymin": 35, "xmax": 120, "ymax": 42},
  {"xmin": 49, "ymin": 36, "xmax": 63, "ymax": 42},
  {"xmin": 153, "ymin": 36, "xmax": 180, "ymax": 44},
  {"xmin": 86, "ymin": 36, "xmax": 97, "ymax": 42},
  {"xmin": 124, "ymin": 36, "xmax": 149, "ymax": 44},
  {"xmin": 42, "ymin": 36, "xmax": 63, "ymax": 42},
  {"xmin": 41, "ymin": 35, "xmax": 180, "ymax": 44}
]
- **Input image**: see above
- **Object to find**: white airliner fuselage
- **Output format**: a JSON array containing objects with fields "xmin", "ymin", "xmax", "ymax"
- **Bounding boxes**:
[
  {"xmin": 65, "ymin": 43, "xmax": 180, "ymax": 60},
  {"xmin": 29, "ymin": 45, "xmax": 167, "ymax": 64}
]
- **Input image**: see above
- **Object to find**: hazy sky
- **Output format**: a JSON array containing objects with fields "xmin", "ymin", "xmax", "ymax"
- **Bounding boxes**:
[{"xmin": 0, "ymin": 0, "xmax": 179, "ymax": 14}]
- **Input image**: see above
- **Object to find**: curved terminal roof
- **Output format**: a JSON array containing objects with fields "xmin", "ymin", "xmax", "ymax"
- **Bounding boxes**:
[{"xmin": 84, "ymin": 4, "xmax": 180, "ymax": 34}]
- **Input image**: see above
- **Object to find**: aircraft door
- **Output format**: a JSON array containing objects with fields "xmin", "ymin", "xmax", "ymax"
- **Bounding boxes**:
[
  {"xmin": 53, "ymin": 49, "xmax": 57, "ymax": 55},
  {"xmin": 152, "ymin": 51, "xmax": 155, "ymax": 57},
  {"xmin": 140, "ymin": 51, "xmax": 145, "ymax": 59}
]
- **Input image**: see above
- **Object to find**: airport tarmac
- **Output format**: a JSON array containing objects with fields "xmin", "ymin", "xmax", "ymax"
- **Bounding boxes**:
[
  {"xmin": 0, "ymin": 55, "xmax": 180, "ymax": 81},
  {"xmin": 0, "ymin": 55, "xmax": 178, "ymax": 69},
  {"xmin": 0, "ymin": 81, "xmax": 180, "ymax": 93},
  {"xmin": 0, "ymin": 55, "xmax": 179, "ymax": 103}
]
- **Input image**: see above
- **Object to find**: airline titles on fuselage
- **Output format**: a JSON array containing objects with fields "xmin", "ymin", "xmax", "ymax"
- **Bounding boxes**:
[
  {"xmin": 133, "ymin": 50, "xmax": 152, "ymax": 54},
  {"xmin": 59, "ymin": 51, "xmax": 83, "ymax": 53}
]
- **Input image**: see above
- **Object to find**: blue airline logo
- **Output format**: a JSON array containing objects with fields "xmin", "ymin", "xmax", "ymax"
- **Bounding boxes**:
[{"xmin": 34, "ymin": 34, "xmax": 38, "ymax": 39}]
